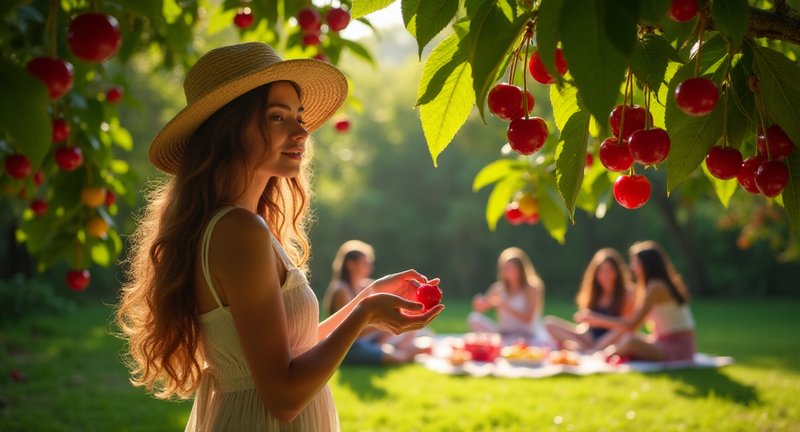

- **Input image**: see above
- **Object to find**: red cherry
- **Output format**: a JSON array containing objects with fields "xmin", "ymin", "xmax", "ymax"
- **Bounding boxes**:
[
  {"xmin": 609, "ymin": 104, "xmax": 652, "ymax": 142},
  {"xmin": 757, "ymin": 125, "xmax": 795, "ymax": 160},
  {"xmin": 55, "ymin": 147, "xmax": 83, "ymax": 171},
  {"xmin": 104, "ymin": 190, "xmax": 116, "ymax": 207},
  {"xmin": 303, "ymin": 33, "xmax": 320, "ymax": 46},
  {"xmin": 66, "ymin": 269, "xmax": 91, "ymax": 292},
  {"xmin": 416, "ymin": 283, "xmax": 442, "ymax": 311},
  {"xmin": 297, "ymin": 8, "xmax": 321, "ymax": 32},
  {"xmin": 106, "ymin": 86, "xmax": 123, "ymax": 103},
  {"xmin": 755, "ymin": 160, "xmax": 789, "ymax": 197},
  {"xmin": 234, "ymin": 8, "xmax": 254, "ymax": 29},
  {"xmin": 507, "ymin": 117, "xmax": 548, "ymax": 155},
  {"xmin": 505, "ymin": 203, "xmax": 525, "ymax": 225},
  {"xmin": 599, "ymin": 137, "xmax": 634, "ymax": 172},
  {"xmin": 487, "ymin": 83, "xmax": 534, "ymax": 121},
  {"xmin": 528, "ymin": 48, "xmax": 568, "ymax": 85},
  {"xmin": 25, "ymin": 57, "xmax": 74, "ymax": 99},
  {"xmin": 586, "ymin": 153, "xmax": 594, "ymax": 168},
  {"xmin": 524, "ymin": 212, "xmax": 540, "ymax": 225},
  {"xmin": 31, "ymin": 199, "xmax": 48, "ymax": 216},
  {"xmin": 4, "ymin": 154, "xmax": 31, "ymax": 178},
  {"xmin": 675, "ymin": 78, "xmax": 718, "ymax": 116},
  {"xmin": 705, "ymin": 146, "xmax": 743, "ymax": 180},
  {"xmin": 334, "ymin": 119, "xmax": 350, "ymax": 133},
  {"xmin": 9, "ymin": 368, "xmax": 26, "ymax": 382},
  {"xmin": 67, "ymin": 13, "xmax": 122, "ymax": 63},
  {"xmin": 33, "ymin": 171, "xmax": 45, "ymax": 186},
  {"xmin": 669, "ymin": 0, "xmax": 698, "ymax": 22},
  {"xmin": 629, "ymin": 128, "xmax": 671, "ymax": 165},
  {"xmin": 52, "ymin": 118, "xmax": 70, "ymax": 142},
  {"xmin": 737, "ymin": 156, "xmax": 766, "ymax": 194},
  {"xmin": 613, "ymin": 175, "xmax": 651, "ymax": 209},
  {"xmin": 313, "ymin": 53, "xmax": 328, "ymax": 62},
  {"xmin": 326, "ymin": 8, "xmax": 350, "ymax": 32}
]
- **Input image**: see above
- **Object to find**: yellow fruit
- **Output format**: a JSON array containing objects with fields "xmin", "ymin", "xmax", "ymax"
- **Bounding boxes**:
[
  {"xmin": 517, "ymin": 194, "xmax": 538, "ymax": 216},
  {"xmin": 81, "ymin": 187, "xmax": 106, "ymax": 208},
  {"xmin": 86, "ymin": 216, "xmax": 109, "ymax": 238}
]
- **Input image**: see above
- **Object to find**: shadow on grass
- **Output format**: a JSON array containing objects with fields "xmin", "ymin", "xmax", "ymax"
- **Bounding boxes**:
[
  {"xmin": 658, "ymin": 368, "xmax": 760, "ymax": 405},
  {"xmin": 335, "ymin": 365, "xmax": 391, "ymax": 400}
]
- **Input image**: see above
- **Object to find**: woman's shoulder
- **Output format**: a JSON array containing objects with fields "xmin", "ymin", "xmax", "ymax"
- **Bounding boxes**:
[
  {"xmin": 210, "ymin": 207, "xmax": 272, "ymax": 255},
  {"xmin": 644, "ymin": 280, "xmax": 673, "ymax": 302}
]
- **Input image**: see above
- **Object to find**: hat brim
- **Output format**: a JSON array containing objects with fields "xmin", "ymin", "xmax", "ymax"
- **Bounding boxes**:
[{"xmin": 148, "ymin": 58, "xmax": 348, "ymax": 174}]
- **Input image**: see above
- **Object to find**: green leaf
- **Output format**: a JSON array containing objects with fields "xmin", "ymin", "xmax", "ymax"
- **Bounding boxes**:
[
  {"xmin": 0, "ymin": 62, "xmax": 50, "ymax": 168},
  {"xmin": 604, "ymin": 0, "xmax": 639, "ymax": 57},
  {"xmin": 473, "ymin": 159, "xmax": 524, "ymax": 191},
  {"xmin": 555, "ymin": 111, "xmax": 591, "ymax": 218},
  {"xmin": 414, "ymin": 0, "xmax": 459, "ymax": 57},
  {"xmin": 469, "ymin": 0, "xmax": 528, "ymax": 121},
  {"xmin": 549, "ymin": 80, "xmax": 581, "ymax": 132},
  {"xmin": 418, "ymin": 33, "xmax": 475, "ymax": 166},
  {"xmin": 752, "ymin": 44, "xmax": 800, "ymax": 149},
  {"xmin": 559, "ymin": 0, "xmax": 628, "ymax": 126},
  {"xmin": 90, "ymin": 241, "xmax": 111, "ymax": 267},
  {"xmin": 341, "ymin": 39, "xmax": 377, "ymax": 66},
  {"xmin": 630, "ymin": 33, "xmax": 682, "ymax": 91},
  {"xmin": 352, "ymin": 0, "xmax": 398, "ymax": 18},
  {"xmin": 486, "ymin": 174, "xmax": 524, "ymax": 230},
  {"xmin": 535, "ymin": 0, "xmax": 564, "ymax": 81},
  {"xmin": 538, "ymin": 185, "xmax": 568, "ymax": 244},
  {"xmin": 401, "ymin": 0, "xmax": 420, "ymax": 35},
  {"xmin": 701, "ymin": 162, "xmax": 738, "ymax": 208},
  {"xmin": 783, "ymin": 153, "xmax": 800, "ymax": 239},
  {"xmin": 638, "ymin": 0, "xmax": 670, "ymax": 24},
  {"xmin": 711, "ymin": 0, "xmax": 750, "ymax": 50},
  {"xmin": 116, "ymin": 0, "xmax": 163, "ymax": 18}
]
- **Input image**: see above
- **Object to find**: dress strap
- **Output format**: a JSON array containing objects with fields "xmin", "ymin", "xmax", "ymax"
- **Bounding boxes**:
[
  {"xmin": 201, "ymin": 206, "xmax": 238, "ymax": 309},
  {"xmin": 268, "ymin": 232, "xmax": 295, "ymax": 270}
]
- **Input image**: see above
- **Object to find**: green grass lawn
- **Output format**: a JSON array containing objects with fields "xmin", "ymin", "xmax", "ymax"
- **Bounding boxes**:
[{"xmin": 1, "ymin": 298, "xmax": 799, "ymax": 431}]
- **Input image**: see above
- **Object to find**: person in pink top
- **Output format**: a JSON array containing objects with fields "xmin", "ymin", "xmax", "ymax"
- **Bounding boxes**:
[{"xmin": 576, "ymin": 241, "xmax": 696, "ymax": 362}]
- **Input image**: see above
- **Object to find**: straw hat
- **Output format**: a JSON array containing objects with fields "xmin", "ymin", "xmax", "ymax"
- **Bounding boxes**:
[{"xmin": 148, "ymin": 42, "xmax": 348, "ymax": 174}]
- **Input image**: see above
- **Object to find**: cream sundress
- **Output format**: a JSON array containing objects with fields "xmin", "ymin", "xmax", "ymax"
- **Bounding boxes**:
[{"xmin": 184, "ymin": 206, "xmax": 339, "ymax": 431}]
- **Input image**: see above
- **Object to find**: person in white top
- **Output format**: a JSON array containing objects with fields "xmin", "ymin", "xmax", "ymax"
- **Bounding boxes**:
[
  {"xmin": 468, "ymin": 247, "xmax": 545, "ymax": 341},
  {"xmin": 116, "ymin": 42, "xmax": 443, "ymax": 431},
  {"xmin": 576, "ymin": 241, "xmax": 696, "ymax": 362}
]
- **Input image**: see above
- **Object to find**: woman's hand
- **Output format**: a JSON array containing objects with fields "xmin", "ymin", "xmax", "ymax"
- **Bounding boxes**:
[
  {"xmin": 356, "ymin": 292, "xmax": 444, "ymax": 335},
  {"xmin": 574, "ymin": 310, "xmax": 590, "ymax": 323},
  {"xmin": 487, "ymin": 293, "xmax": 503, "ymax": 308},
  {"xmin": 364, "ymin": 269, "xmax": 439, "ymax": 303},
  {"xmin": 472, "ymin": 294, "xmax": 489, "ymax": 313}
]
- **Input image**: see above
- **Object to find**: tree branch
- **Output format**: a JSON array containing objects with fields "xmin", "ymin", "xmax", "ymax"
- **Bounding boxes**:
[{"xmin": 746, "ymin": 7, "xmax": 800, "ymax": 45}]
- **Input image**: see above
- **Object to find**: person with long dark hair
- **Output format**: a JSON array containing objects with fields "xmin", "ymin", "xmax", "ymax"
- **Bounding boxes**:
[
  {"xmin": 323, "ymin": 240, "xmax": 425, "ymax": 365},
  {"xmin": 544, "ymin": 248, "xmax": 635, "ymax": 351},
  {"xmin": 576, "ymin": 241, "xmax": 696, "ymax": 361}
]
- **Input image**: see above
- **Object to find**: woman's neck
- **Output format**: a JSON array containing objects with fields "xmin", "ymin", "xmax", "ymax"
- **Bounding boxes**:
[{"xmin": 232, "ymin": 173, "xmax": 270, "ymax": 213}]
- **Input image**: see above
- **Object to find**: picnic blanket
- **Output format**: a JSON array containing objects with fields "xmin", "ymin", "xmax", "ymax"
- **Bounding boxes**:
[{"xmin": 417, "ymin": 334, "xmax": 734, "ymax": 378}]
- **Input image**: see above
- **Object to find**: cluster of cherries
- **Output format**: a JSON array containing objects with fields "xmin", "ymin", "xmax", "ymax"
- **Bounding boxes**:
[
  {"xmin": 3, "ymin": 11, "xmax": 123, "ymax": 291},
  {"xmin": 297, "ymin": 6, "xmax": 351, "ymax": 61},
  {"xmin": 504, "ymin": 193, "xmax": 540, "ymax": 226}
]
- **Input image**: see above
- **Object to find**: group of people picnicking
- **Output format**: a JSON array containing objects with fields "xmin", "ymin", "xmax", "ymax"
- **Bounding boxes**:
[{"xmin": 327, "ymin": 240, "xmax": 696, "ymax": 366}]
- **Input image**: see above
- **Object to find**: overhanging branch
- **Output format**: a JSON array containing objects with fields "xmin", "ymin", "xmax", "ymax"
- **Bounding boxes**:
[{"xmin": 746, "ymin": 7, "xmax": 800, "ymax": 45}]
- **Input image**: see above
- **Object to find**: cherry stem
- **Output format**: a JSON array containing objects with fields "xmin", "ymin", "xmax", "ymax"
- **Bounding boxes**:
[
  {"xmin": 722, "ymin": 85, "xmax": 729, "ymax": 148},
  {"xmin": 618, "ymin": 70, "xmax": 633, "ymax": 141},
  {"xmin": 47, "ymin": 0, "xmax": 58, "ymax": 58},
  {"xmin": 750, "ymin": 75, "xmax": 772, "ymax": 159},
  {"xmin": 644, "ymin": 85, "xmax": 651, "ymax": 130},
  {"xmin": 521, "ymin": 34, "xmax": 531, "ymax": 119},
  {"xmin": 693, "ymin": 10, "xmax": 708, "ymax": 78}
]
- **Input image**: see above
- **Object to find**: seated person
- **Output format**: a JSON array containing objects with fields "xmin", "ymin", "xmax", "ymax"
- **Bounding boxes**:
[
  {"xmin": 544, "ymin": 248, "xmax": 635, "ymax": 352},
  {"xmin": 323, "ymin": 240, "xmax": 424, "ymax": 365},
  {"xmin": 468, "ymin": 247, "xmax": 544, "ymax": 341}
]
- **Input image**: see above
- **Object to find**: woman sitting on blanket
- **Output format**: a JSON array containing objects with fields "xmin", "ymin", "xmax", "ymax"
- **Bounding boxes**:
[
  {"xmin": 323, "ymin": 240, "xmax": 425, "ymax": 365},
  {"xmin": 544, "ymin": 248, "xmax": 636, "ymax": 352},
  {"xmin": 576, "ymin": 241, "xmax": 696, "ymax": 362},
  {"xmin": 468, "ymin": 247, "xmax": 544, "ymax": 340}
]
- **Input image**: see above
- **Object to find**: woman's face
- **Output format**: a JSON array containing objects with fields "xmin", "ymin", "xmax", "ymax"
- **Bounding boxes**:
[
  {"xmin": 243, "ymin": 81, "xmax": 309, "ymax": 178},
  {"xmin": 347, "ymin": 255, "xmax": 374, "ymax": 280},
  {"xmin": 502, "ymin": 261, "xmax": 523, "ymax": 287},
  {"xmin": 595, "ymin": 260, "xmax": 618, "ymax": 292},
  {"xmin": 629, "ymin": 255, "xmax": 644, "ymax": 281}
]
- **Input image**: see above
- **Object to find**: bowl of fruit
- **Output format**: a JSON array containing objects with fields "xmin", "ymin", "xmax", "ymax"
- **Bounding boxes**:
[
  {"xmin": 500, "ymin": 342, "xmax": 549, "ymax": 367},
  {"xmin": 462, "ymin": 332, "xmax": 502, "ymax": 363},
  {"xmin": 549, "ymin": 349, "xmax": 581, "ymax": 366}
]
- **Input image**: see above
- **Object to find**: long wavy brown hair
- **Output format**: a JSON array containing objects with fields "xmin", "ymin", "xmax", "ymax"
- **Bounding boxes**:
[
  {"xmin": 116, "ymin": 82, "xmax": 313, "ymax": 400},
  {"xmin": 575, "ymin": 248, "xmax": 631, "ymax": 316},
  {"xmin": 630, "ymin": 240, "xmax": 691, "ymax": 304},
  {"xmin": 496, "ymin": 247, "xmax": 544, "ymax": 293}
]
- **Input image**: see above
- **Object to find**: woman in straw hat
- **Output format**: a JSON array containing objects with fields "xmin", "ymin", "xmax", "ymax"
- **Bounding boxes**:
[{"xmin": 116, "ymin": 42, "xmax": 443, "ymax": 431}]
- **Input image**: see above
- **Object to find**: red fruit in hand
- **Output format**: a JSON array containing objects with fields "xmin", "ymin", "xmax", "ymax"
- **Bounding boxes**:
[
  {"xmin": 66, "ymin": 269, "xmax": 91, "ymax": 292},
  {"xmin": 507, "ymin": 117, "xmax": 548, "ymax": 155},
  {"xmin": 614, "ymin": 175, "xmax": 651, "ymax": 209},
  {"xmin": 705, "ymin": 146, "xmax": 743, "ymax": 180},
  {"xmin": 104, "ymin": 190, "xmax": 116, "ymax": 207},
  {"xmin": 52, "ymin": 118, "xmax": 69, "ymax": 142},
  {"xmin": 757, "ymin": 125, "xmax": 795, "ymax": 160},
  {"xmin": 326, "ymin": 8, "xmax": 350, "ymax": 32},
  {"xmin": 106, "ymin": 86, "xmax": 123, "ymax": 103},
  {"xmin": 668, "ymin": 0, "xmax": 698, "ymax": 22},
  {"xmin": 25, "ymin": 57, "xmax": 74, "ymax": 99},
  {"xmin": 416, "ymin": 283, "xmax": 442, "ymax": 311},
  {"xmin": 599, "ymin": 137, "xmax": 634, "ymax": 172},
  {"xmin": 609, "ymin": 104, "xmax": 652, "ymax": 142},
  {"xmin": 55, "ymin": 147, "xmax": 83, "ymax": 171},
  {"xmin": 297, "ymin": 8, "xmax": 321, "ymax": 32},
  {"xmin": 755, "ymin": 160, "xmax": 789, "ymax": 197},
  {"xmin": 528, "ymin": 48, "xmax": 568, "ymax": 85},
  {"xmin": 737, "ymin": 156, "xmax": 766, "ymax": 194},
  {"xmin": 487, "ymin": 83, "xmax": 534, "ymax": 121},
  {"xmin": 334, "ymin": 119, "xmax": 350, "ymax": 133},
  {"xmin": 31, "ymin": 199, "xmax": 48, "ymax": 216},
  {"xmin": 33, "ymin": 171, "xmax": 45, "ymax": 186},
  {"xmin": 5, "ymin": 154, "xmax": 31, "ymax": 178},
  {"xmin": 303, "ymin": 33, "xmax": 321, "ymax": 46},
  {"xmin": 505, "ymin": 203, "xmax": 524, "ymax": 225},
  {"xmin": 67, "ymin": 13, "xmax": 122, "ymax": 63},
  {"xmin": 629, "ymin": 128, "xmax": 671, "ymax": 165},
  {"xmin": 675, "ymin": 78, "xmax": 718, "ymax": 116},
  {"xmin": 234, "ymin": 8, "xmax": 254, "ymax": 29}
]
